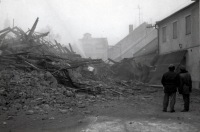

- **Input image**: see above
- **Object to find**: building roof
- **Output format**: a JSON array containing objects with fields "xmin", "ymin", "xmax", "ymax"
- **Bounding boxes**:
[
  {"xmin": 114, "ymin": 22, "xmax": 148, "ymax": 47},
  {"xmin": 109, "ymin": 22, "xmax": 157, "ymax": 61},
  {"xmin": 156, "ymin": 1, "xmax": 198, "ymax": 25},
  {"xmin": 133, "ymin": 38, "xmax": 158, "ymax": 57}
]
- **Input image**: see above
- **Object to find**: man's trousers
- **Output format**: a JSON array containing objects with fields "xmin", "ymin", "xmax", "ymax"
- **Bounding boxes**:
[
  {"xmin": 182, "ymin": 94, "xmax": 190, "ymax": 111},
  {"xmin": 163, "ymin": 92, "xmax": 176, "ymax": 111}
]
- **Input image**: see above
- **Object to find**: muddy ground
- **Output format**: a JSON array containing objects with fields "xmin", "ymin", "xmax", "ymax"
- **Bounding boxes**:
[{"xmin": 0, "ymin": 86, "xmax": 200, "ymax": 132}]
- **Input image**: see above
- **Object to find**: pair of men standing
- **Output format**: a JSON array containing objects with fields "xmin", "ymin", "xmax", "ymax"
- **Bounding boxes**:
[{"xmin": 161, "ymin": 64, "xmax": 192, "ymax": 112}]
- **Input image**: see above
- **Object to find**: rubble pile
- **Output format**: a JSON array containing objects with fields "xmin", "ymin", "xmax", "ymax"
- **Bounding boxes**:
[
  {"xmin": 0, "ymin": 69, "xmax": 76, "ymax": 113},
  {"xmin": 0, "ymin": 17, "xmax": 141, "ymax": 116},
  {"xmin": 0, "ymin": 68, "xmax": 138, "ymax": 115},
  {"xmin": 108, "ymin": 58, "xmax": 151, "ymax": 83}
]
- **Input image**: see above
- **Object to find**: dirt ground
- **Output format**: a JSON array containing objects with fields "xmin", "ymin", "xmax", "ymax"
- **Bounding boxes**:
[{"xmin": 0, "ymin": 86, "xmax": 200, "ymax": 132}]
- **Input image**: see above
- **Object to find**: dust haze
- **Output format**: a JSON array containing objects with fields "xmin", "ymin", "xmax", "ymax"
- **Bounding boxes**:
[{"xmin": 0, "ymin": 0, "xmax": 192, "ymax": 45}]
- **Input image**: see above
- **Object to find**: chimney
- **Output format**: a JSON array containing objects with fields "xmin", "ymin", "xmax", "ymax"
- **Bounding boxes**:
[{"xmin": 129, "ymin": 25, "xmax": 133, "ymax": 34}]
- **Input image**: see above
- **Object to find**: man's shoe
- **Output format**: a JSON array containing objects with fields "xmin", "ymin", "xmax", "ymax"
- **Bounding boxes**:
[
  {"xmin": 170, "ymin": 110, "xmax": 175, "ymax": 113},
  {"xmin": 181, "ymin": 110, "xmax": 189, "ymax": 112},
  {"xmin": 162, "ymin": 110, "xmax": 167, "ymax": 112}
]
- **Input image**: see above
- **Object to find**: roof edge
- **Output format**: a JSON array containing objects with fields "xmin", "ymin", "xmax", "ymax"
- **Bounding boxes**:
[{"xmin": 156, "ymin": 1, "xmax": 198, "ymax": 25}]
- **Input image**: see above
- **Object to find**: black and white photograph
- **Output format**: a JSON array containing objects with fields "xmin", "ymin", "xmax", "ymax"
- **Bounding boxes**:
[{"xmin": 0, "ymin": 0, "xmax": 200, "ymax": 131}]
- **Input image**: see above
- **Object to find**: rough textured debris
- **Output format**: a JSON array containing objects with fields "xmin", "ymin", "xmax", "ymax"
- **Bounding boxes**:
[
  {"xmin": 77, "ymin": 103, "xmax": 86, "ymax": 108},
  {"xmin": 49, "ymin": 117, "xmax": 55, "ymax": 120},
  {"xmin": 59, "ymin": 109, "xmax": 68, "ymax": 114},
  {"xmin": 7, "ymin": 116, "xmax": 13, "ymax": 120},
  {"xmin": 0, "ymin": 17, "xmax": 150, "ymax": 118},
  {"xmin": 26, "ymin": 110, "xmax": 34, "ymax": 115}
]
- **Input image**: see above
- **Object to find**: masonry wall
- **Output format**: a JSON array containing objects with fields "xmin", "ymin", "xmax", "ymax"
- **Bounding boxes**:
[{"xmin": 158, "ymin": 3, "xmax": 200, "ymax": 89}]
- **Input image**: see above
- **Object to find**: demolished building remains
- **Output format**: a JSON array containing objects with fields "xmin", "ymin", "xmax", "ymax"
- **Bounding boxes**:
[{"xmin": 0, "ymin": 18, "xmax": 144, "ymax": 115}]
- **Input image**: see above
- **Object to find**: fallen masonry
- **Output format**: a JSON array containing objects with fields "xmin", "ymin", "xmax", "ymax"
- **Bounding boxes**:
[
  {"xmin": 0, "ymin": 18, "xmax": 147, "ymax": 117},
  {"xmin": 0, "ymin": 67, "xmax": 144, "ymax": 116}
]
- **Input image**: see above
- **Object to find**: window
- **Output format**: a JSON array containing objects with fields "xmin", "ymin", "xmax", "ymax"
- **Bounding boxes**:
[
  {"xmin": 162, "ymin": 26, "xmax": 166, "ymax": 42},
  {"xmin": 185, "ymin": 15, "xmax": 191, "ymax": 35},
  {"xmin": 173, "ymin": 21, "xmax": 177, "ymax": 39}
]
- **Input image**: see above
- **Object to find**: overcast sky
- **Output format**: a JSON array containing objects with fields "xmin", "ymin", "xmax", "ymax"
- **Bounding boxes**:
[{"xmin": 0, "ymin": 0, "xmax": 193, "ymax": 46}]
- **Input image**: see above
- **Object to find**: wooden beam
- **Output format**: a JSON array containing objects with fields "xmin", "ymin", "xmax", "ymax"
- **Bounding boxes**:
[{"xmin": 28, "ymin": 17, "xmax": 39, "ymax": 39}]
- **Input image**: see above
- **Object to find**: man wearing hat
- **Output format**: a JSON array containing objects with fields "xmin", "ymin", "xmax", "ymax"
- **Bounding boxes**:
[
  {"xmin": 161, "ymin": 64, "xmax": 179, "ymax": 112},
  {"xmin": 178, "ymin": 65, "xmax": 192, "ymax": 112}
]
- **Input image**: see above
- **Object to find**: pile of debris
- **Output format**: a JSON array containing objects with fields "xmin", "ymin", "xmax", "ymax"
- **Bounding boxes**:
[
  {"xmin": 0, "ymin": 18, "xmax": 99, "ymax": 113},
  {"xmin": 0, "ymin": 69, "xmax": 75, "ymax": 114},
  {"xmin": 108, "ymin": 58, "xmax": 151, "ymax": 83},
  {"xmin": 0, "ymin": 17, "xmax": 105, "ymax": 87},
  {"xmin": 0, "ymin": 67, "xmax": 139, "ymax": 116},
  {"xmin": 0, "ymin": 18, "xmax": 141, "ymax": 116}
]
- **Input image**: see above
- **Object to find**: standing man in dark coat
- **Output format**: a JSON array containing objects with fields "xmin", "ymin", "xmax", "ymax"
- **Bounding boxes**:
[
  {"xmin": 161, "ymin": 64, "xmax": 179, "ymax": 112},
  {"xmin": 178, "ymin": 65, "xmax": 192, "ymax": 112}
]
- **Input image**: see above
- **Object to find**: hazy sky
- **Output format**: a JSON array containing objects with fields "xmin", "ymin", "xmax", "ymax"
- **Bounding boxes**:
[{"xmin": 0, "ymin": 0, "xmax": 193, "ymax": 45}]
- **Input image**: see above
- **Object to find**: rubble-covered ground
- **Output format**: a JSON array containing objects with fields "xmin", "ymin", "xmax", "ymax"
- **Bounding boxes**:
[{"xmin": 0, "ymin": 69, "xmax": 200, "ymax": 132}]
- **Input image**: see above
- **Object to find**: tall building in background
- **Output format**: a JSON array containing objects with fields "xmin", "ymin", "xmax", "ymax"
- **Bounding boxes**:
[{"xmin": 78, "ymin": 33, "xmax": 108, "ymax": 61}]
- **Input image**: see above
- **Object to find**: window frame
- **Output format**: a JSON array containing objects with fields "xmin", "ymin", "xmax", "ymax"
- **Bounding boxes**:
[
  {"xmin": 185, "ymin": 15, "xmax": 191, "ymax": 35},
  {"xmin": 172, "ymin": 21, "xmax": 178, "ymax": 39},
  {"xmin": 162, "ymin": 26, "xmax": 166, "ymax": 42}
]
